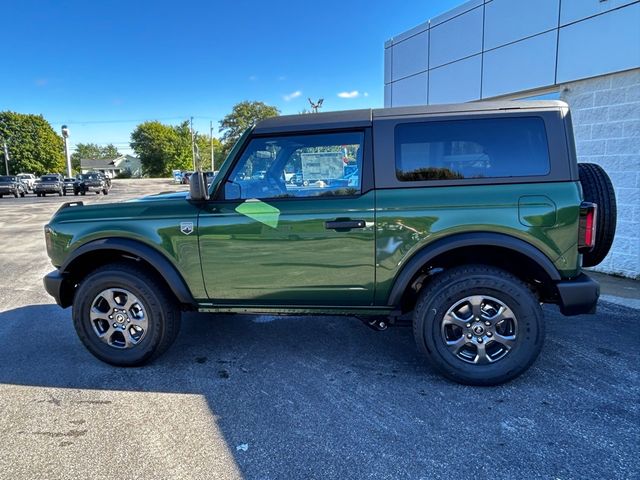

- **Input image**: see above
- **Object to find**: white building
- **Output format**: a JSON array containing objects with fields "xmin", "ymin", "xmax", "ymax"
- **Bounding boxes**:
[
  {"xmin": 80, "ymin": 155, "xmax": 142, "ymax": 178},
  {"xmin": 384, "ymin": 0, "xmax": 640, "ymax": 277}
]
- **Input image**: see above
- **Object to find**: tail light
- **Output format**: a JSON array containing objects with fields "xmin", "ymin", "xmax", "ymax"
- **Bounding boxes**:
[{"xmin": 578, "ymin": 202, "xmax": 597, "ymax": 252}]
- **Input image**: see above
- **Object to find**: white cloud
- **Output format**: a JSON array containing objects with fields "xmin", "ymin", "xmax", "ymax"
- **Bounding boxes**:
[
  {"xmin": 337, "ymin": 90, "xmax": 360, "ymax": 99},
  {"xmin": 364, "ymin": 92, "xmax": 369, "ymax": 97},
  {"xmin": 283, "ymin": 90, "xmax": 302, "ymax": 101}
]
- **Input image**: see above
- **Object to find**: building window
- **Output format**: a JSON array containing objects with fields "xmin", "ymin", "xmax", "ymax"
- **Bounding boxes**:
[{"xmin": 395, "ymin": 117, "xmax": 550, "ymax": 181}]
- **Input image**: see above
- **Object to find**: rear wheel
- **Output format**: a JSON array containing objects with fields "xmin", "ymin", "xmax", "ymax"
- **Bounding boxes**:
[
  {"xmin": 578, "ymin": 163, "xmax": 617, "ymax": 267},
  {"xmin": 13, "ymin": 191, "xmax": 18, "ymax": 198},
  {"xmin": 103, "ymin": 189, "xmax": 108, "ymax": 195},
  {"xmin": 20, "ymin": 190, "xmax": 25, "ymax": 197},
  {"xmin": 72, "ymin": 263, "xmax": 181, "ymax": 366},
  {"xmin": 413, "ymin": 265, "xmax": 544, "ymax": 386}
]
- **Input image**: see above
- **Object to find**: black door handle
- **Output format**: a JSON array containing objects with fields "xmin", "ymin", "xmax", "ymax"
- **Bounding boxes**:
[{"xmin": 325, "ymin": 219, "xmax": 366, "ymax": 230}]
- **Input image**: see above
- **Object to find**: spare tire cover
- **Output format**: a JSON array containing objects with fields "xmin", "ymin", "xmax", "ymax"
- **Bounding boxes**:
[{"xmin": 578, "ymin": 163, "xmax": 617, "ymax": 268}]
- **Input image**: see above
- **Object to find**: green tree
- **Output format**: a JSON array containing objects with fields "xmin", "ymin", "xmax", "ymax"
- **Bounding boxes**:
[
  {"xmin": 219, "ymin": 101, "xmax": 280, "ymax": 155},
  {"xmin": 130, "ymin": 120, "xmax": 193, "ymax": 177},
  {"xmin": 195, "ymin": 134, "xmax": 224, "ymax": 171},
  {"xmin": 71, "ymin": 143, "xmax": 121, "ymax": 170},
  {"xmin": 0, "ymin": 111, "xmax": 65, "ymax": 175}
]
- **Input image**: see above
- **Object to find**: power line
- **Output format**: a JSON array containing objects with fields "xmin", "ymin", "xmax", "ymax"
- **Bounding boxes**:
[{"xmin": 50, "ymin": 115, "xmax": 213, "ymax": 125}]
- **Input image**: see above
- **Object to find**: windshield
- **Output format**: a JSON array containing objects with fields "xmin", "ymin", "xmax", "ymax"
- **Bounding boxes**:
[
  {"xmin": 41, "ymin": 176, "xmax": 58, "ymax": 181},
  {"xmin": 0, "ymin": 176, "xmax": 16, "ymax": 182},
  {"xmin": 80, "ymin": 174, "xmax": 99, "ymax": 180}
]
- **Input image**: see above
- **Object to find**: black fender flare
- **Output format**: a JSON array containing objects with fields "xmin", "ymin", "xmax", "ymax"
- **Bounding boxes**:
[
  {"xmin": 61, "ymin": 237, "xmax": 196, "ymax": 306},
  {"xmin": 386, "ymin": 232, "xmax": 561, "ymax": 307}
]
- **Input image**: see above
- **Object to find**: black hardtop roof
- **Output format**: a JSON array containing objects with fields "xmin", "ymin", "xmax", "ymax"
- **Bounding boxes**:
[{"xmin": 253, "ymin": 100, "xmax": 568, "ymax": 134}]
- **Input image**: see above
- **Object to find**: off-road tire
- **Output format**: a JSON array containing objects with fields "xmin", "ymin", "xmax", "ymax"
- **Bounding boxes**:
[
  {"xmin": 413, "ymin": 265, "xmax": 544, "ymax": 386},
  {"xmin": 72, "ymin": 263, "xmax": 181, "ymax": 366},
  {"xmin": 578, "ymin": 163, "xmax": 617, "ymax": 267}
]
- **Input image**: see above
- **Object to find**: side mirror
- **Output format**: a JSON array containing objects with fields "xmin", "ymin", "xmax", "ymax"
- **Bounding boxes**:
[{"xmin": 189, "ymin": 172, "xmax": 209, "ymax": 201}]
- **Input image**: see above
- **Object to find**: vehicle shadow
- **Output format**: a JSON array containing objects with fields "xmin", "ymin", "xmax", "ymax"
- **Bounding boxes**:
[{"xmin": 0, "ymin": 303, "xmax": 638, "ymax": 478}]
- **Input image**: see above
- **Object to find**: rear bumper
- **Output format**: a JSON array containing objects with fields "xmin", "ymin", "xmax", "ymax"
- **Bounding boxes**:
[
  {"xmin": 43, "ymin": 270, "xmax": 71, "ymax": 308},
  {"xmin": 556, "ymin": 273, "xmax": 600, "ymax": 316}
]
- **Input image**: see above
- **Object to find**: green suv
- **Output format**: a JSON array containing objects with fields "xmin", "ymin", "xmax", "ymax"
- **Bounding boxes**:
[{"xmin": 43, "ymin": 101, "xmax": 616, "ymax": 385}]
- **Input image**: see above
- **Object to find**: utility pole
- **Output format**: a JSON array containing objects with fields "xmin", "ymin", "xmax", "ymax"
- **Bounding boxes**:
[
  {"xmin": 2, "ymin": 140, "xmax": 9, "ymax": 175},
  {"xmin": 210, "ymin": 120, "xmax": 214, "ymax": 172},
  {"xmin": 190, "ymin": 117, "xmax": 196, "ymax": 171}
]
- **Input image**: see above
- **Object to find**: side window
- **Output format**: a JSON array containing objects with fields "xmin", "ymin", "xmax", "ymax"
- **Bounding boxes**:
[
  {"xmin": 395, "ymin": 117, "xmax": 550, "ymax": 181},
  {"xmin": 225, "ymin": 131, "xmax": 364, "ymax": 200}
]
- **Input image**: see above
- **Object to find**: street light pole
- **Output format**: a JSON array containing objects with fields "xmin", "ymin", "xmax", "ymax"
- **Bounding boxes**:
[
  {"xmin": 61, "ymin": 125, "xmax": 71, "ymax": 177},
  {"xmin": 2, "ymin": 140, "xmax": 9, "ymax": 175}
]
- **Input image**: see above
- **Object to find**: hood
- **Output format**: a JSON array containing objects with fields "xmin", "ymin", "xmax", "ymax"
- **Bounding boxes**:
[{"xmin": 127, "ymin": 190, "xmax": 190, "ymax": 202}]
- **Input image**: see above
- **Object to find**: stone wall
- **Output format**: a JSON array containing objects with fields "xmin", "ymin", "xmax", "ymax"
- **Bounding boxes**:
[{"xmin": 561, "ymin": 69, "xmax": 640, "ymax": 278}]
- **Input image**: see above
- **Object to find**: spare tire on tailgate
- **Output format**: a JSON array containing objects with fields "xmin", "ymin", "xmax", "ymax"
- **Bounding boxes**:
[{"xmin": 578, "ymin": 163, "xmax": 617, "ymax": 267}]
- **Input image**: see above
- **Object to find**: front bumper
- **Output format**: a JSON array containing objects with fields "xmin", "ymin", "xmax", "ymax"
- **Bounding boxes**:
[
  {"xmin": 556, "ymin": 273, "xmax": 600, "ymax": 316},
  {"xmin": 0, "ymin": 186, "xmax": 16, "ymax": 194},
  {"xmin": 35, "ymin": 186, "xmax": 60, "ymax": 193},
  {"xmin": 43, "ymin": 270, "xmax": 71, "ymax": 308}
]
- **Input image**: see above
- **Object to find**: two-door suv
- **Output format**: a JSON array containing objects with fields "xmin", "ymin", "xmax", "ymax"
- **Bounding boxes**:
[{"xmin": 43, "ymin": 101, "xmax": 616, "ymax": 385}]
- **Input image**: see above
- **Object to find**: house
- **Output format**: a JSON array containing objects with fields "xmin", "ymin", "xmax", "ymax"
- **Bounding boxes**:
[{"xmin": 79, "ymin": 155, "xmax": 142, "ymax": 178}]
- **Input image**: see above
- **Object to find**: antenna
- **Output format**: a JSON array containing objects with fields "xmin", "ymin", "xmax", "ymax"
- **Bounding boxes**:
[{"xmin": 308, "ymin": 98, "xmax": 324, "ymax": 113}]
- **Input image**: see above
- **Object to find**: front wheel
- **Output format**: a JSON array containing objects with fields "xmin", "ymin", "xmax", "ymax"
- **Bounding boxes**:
[
  {"xmin": 72, "ymin": 263, "xmax": 181, "ymax": 366},
  {"xmin": 413, "ymin": 265, "xmax": 544, "ymax": 386}
]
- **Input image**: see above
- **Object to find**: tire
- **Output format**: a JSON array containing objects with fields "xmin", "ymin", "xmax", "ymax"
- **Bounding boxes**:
[
  {"xmin": 72, "ymin": 263, "xmax": 181, "ymax": 366},
  {"xmin": 20, "ymin": 191, "xmax": 25, "ymax": 197},
  {"xmin": 81, "ymin": 191, "xmax": 86, "ymax": 196},
  {"xmin": 74, "ymin": 191, "xmax": 78, "ymax": 196},
  {"xmin": 0, "ymin": 194, "xmax": 3, "ymax": 198},
  {"xmin": 103, "ymin": 189, "xmax": 108, "ymax": 195},
  {"xmin": 13, "ymin": 191, "xmax": 18, "ymax": 198},
  {"xmin": 413, "ymin": 265, "xmax": 544, "ymax": 386},
  {"xmin": 58, "ymin": 190, "xmax": 63, "ymax": 196},
  {"xmin": 42, "ymin": 193, "xmax": 46, "ymax": 197},
  {"xmin": 578, "ymin": 163, "xmax": 617, "ymax": 268}
]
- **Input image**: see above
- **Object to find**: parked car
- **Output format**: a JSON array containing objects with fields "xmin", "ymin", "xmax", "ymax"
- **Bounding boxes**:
[
  {"xmin": 17, "ymin": 173, "xmax": 37, "ymax": 191},
  {"xmin": 203, "ymin": 171, "xmax": 216, "ymax": 186},
  {"xmin": 43, "ymin": 101, "xmax": 615, "ymax": 386},
  {"xmin": 34, "ymin": 175, "xmax": 64, "ymax": 197},
  {"xmin": 0, "ymin": 175, "xmax": 28, "ymax": 198},
  {"xmin": 62, "ymin": 178, "xmax": 76, "ymax": 195},
  {"xmin": 181, "ymin": 171, "xmax": 193, "ymax": 185},
  {"xmin": 74, "ymin": 172, "xmax": 110, "ymax": 195}
]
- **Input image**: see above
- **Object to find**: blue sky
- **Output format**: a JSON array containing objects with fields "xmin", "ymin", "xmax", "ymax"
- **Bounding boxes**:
[{"xmin": 1, "ymin": 0, "xmax": 460, "ymax": 154}]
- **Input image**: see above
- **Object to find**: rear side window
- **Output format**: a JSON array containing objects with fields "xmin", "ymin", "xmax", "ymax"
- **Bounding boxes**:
[{"xmin": 395, "ymin": 117, "xmax": 550, "ymax": 182}]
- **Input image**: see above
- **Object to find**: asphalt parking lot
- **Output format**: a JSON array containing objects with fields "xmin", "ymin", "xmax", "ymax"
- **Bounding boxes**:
[{"xmin": 0, "ymin": 179, "xmax": 638, "ymax": 480}]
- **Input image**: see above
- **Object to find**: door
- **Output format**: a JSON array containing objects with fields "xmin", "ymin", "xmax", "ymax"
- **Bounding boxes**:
[{"xmin": 198, "ymin": 130, "xmax": 375, "ymax": 306}]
